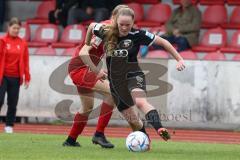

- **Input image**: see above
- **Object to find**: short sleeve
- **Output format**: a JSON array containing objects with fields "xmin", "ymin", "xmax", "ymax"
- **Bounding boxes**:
[
  {"xmin": 92, "ymin": 23, "xmax": 105, "ymax": 40},
  {"xmin": 138, "ymin": 30, "xmax": 156, "ymax": 46}
]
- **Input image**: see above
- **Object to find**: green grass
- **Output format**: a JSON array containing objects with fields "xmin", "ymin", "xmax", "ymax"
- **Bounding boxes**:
[{"xmin": 0, "ymin": 133, "xmax": 239, "ymax": 160}]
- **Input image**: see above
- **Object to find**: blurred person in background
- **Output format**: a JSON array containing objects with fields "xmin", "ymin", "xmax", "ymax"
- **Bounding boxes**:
[
  {"xmin": 48, "ymin": 0, "xmax": 77, "ymax": 27},
  {"xmin": 140, "ymin": 0, "xmax": 201, "ymax": 56},
  {"xmin": 67, "ymin": 0, "xmax": 110, "ymax": 25},
  {"xmin": 0, "ymin": 17, "xmax": 30, "ymax": 133}
]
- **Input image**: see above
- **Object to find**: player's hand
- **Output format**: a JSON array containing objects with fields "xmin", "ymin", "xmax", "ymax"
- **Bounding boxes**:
[
  {"xmin": 97, "ymin": 69, "xmax": 108, "ymax": 81},
  {"xmin": 176, "ymin": 59, "xmax": 185, "ymax": 71},
  {"xmin": 173, "ymin": 28, "xmax": 181, "ymax": 37},
  {"xmin": 24, "ymin": 81, "xmax": 30, "ymax": 89}
]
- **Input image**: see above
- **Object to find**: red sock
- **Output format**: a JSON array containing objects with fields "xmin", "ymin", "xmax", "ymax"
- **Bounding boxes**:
[
  {"xmin": 69, "ymin": 112, "xmax": 88, "ymax": 140},
  {"xmin": 96, "ymin": 102, "xmax": 113, "ymax": 133}
]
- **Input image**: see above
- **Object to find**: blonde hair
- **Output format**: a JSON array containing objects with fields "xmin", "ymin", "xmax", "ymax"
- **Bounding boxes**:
[
  {"xmin": 104, "ymin": 7, "xmax": 135, "ymax": 56},
  {"xmin": 111, "ymin": 4, "xmax": 129, "ymax": 17},
  {"xmin": 85, "ymin": 5, "xmax": 129, "ymax": 46}
]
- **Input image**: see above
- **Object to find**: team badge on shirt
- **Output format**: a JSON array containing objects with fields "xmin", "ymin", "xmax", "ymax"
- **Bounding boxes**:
[{"xmin": 119, "ymin": 39, "xmax": 133, "ymax": 49}]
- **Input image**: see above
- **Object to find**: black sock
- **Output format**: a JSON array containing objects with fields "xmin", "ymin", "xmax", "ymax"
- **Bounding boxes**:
[
  {"xmin": 94, "ymin": 131, "xmax": 104, "ymax": 137},
  {"xmin": 138, "ymin": 125, "xmax": 147, "ymax": 134},
  {"xmin": 145, "ymin": 110, "xmax": 163, "ymax": 132},
  {"xmin": 66, "ymin": 136, "xmax": 76, "ymax": 144},
  {"xmin": 138, "ymin": 125, "xmax": 150, "ymax": 138}
]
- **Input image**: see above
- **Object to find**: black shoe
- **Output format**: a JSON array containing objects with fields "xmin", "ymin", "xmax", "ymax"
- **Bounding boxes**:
[
  {"xmin": 92, "ymin": 135, "xmax": 114, "ymax": 148},
  {"xmin": 158, "ymin": 128, "xmax": 171, "ymax": 141},
  {"xmin": 63, "ymin": 140, "xmax": 81, "ymax": 147},
  {"xmin": 63, "ymin": 137, "xmax": 81, "ymax": 147}
]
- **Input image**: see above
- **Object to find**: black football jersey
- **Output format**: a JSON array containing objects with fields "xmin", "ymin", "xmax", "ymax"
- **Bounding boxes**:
[{"xmin": 93, "ymin": 23, "xmax": 156, "ymax": 80}]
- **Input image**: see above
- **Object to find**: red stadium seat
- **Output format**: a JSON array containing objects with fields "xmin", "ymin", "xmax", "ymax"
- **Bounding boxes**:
[
  {"xmin": 52, "ymin": 24, "xmax": 86, "ymax": 48},
  {"xmin": 61, "ymin": 47, "xmax": 78, "ymax": 56},
  {"xmin": 18, "ymin": 22, "xmax": 31, "ymax": 42},
  {"xmin": 136, "ymin": 4, "xmax": 171, "ymax": 28},
  {"xmin": 28, "ymin": 24, "xmax": 59, "ymax": 47},
  {"xmin": 27, "ymin": 0, "xmax": 56, "ymax": 24},
  {"xmin": 220, "ymin": 30, "xmax": 240, "ymax": 54},
  {"xmin": 222, "ymin": 7, "xmax": 240, "ymax": 29},
  {"xmin": 199, "ymin": 0, "xmax": 225, "ymax": 5},
  {"xmin": 232, "ymin": 54, "xmax": 240, "ymax": 61},
  {"xmin": 227, "ymin": 0, "xmax": 240, "ymax": 5},
  {"xmin": 34, "ymin": 47, "xmax": 57, "ymax": 56},
  {"xmin": 127, "ymin": 3, "xmax": 144, "ymax": 22},
  {"xmin": 149, "ymin": 26, "xmax": 166, "ymax": 36},
  {"xmin": 81, "ymin": 19, "xmax": 94, "ymax": 27},
  {"xmin": 192, "ymin": 27, "xmax": 227, "ymax": 52},
  {"xmin": 202, "ymin": 5, "xmax": 227, "ymax": 28},
  {"xmin": 179, "ymin": 50, "xmax": 198, "ymax": 60},
  {"xmin": 173, "ymin": 0, "xmax": 198, "ymax": 5},
  {"xmin": 229, "ymin": 6, "xmax": 240, "ymax": 28},
  {"xmin": 145, "ymin": 50, "xmax": 169, "ymax": 59},
  {"xmin": 203, "ymin": 51, "xmax": 226, "ymax": 61}
]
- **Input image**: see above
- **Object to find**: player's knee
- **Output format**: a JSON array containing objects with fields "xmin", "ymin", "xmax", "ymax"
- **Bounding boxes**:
[
  {"xmin": 135, "ymin": 99, "xmax": 148, "ymax": 109},
  {"xmin": 103, "ymin": 95, "xmax": 115, "ymax": 107}
]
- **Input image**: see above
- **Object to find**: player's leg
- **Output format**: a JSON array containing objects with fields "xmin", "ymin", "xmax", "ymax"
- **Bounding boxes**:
[
  {"xmin": 90, "ymin": 79, "xmax": 115, "ymax": 148},
  {"xmin": 112, "ymin": 83, "xmax": 149, "ymax": 136},
  {"xmin": 120, "ymin": 106, "xmax": 152, "ymax": 151},
  {"xmin": 0, "ymin": 77, "xmax": 7, "ymax": 131},
  {"xmin": 120, "ymin": 106, "xmax": 151, "ymax": 150},
  {"xmin": 5, "ymin": 77, "xmax": 20, "ymax": 133},
  {"xmin": 109, "ymin": 78, "xmax": 149, "ymax": 135},
  {"xmin": 63, "ymin": 90, "xmax": 94, "ymax": 147},
  {"xmin": 64, "ymin": 68, "xmax": 114, "ymax": 148},
  {"xmin": 120, "ymin": 107, "xmax": 145, "ymax": 132},
  {"xmin": 131, "ymin": 88, "xmax": 171, "ymax": 141},
  {"xmin": 118, "ymin": 103, "xmax": 152, "ymax": 149}
]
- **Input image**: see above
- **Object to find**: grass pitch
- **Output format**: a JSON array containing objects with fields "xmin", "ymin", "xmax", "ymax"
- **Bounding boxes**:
[{"xmin": 0, "ymin": 133, "xmax": 239, "ymax": 160}]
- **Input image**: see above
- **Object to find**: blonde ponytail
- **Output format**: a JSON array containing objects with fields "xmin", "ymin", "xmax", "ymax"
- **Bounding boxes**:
[{"xmin": 104, "ymin": 22, "xmax": 119, "ymax": 56}]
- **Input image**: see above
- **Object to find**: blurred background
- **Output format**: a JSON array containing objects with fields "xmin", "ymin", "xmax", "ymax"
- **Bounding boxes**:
[{"xmin": 0, "ymin": 0, "xmax": 239, "ymax": 131}]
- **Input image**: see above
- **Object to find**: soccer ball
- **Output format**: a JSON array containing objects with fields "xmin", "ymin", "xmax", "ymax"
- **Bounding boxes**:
[{"xmin": 126, "ymin": 131, "xmax": 150, "ymax": 152}]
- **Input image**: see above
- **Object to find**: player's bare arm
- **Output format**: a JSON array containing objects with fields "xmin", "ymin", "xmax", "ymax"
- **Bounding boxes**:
[{"xmin": 154, "ymin": 36, "xmax": 186, "ymax": 71}]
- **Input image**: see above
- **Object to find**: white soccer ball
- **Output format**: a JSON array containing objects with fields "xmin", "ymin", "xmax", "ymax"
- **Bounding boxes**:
[{"xmin": 126, "ymin": 131, "xmax": 150, "ymax": 152}]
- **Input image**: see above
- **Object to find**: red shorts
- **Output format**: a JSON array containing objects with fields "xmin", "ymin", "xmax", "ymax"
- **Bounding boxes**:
[{"xmin": 70, "ymin": 67, "xmax": 98, "ymax": 94}]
